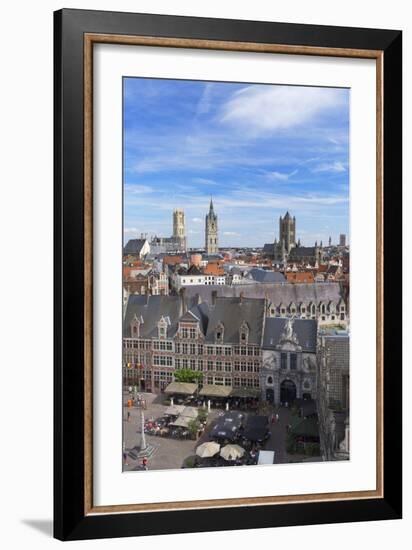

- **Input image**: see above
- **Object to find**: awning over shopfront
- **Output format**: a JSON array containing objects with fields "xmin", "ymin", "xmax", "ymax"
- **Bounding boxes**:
[
  {"xmin": 164, "ymin": 405, "xmax": 185, "ymax": 417},
  {"xmin": 230, "ymin": 387, "xmax": 260, "ymax": 398},
  {"xmin": 199, "ymin": 385, "xmax": 232, "ymax": 398},
  {"xmin": 164, "ymin": 382, "xmax": 198, "ymax": 395}
]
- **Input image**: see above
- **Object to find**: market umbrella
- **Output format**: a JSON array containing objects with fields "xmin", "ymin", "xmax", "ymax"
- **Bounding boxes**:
[
  {"xmin": 196, "ymin": 441, "xmax": 220, "ymax": 458},
  {"xmin": 220, "ymin": 444, "xmax": 245, "ymax": 461}
]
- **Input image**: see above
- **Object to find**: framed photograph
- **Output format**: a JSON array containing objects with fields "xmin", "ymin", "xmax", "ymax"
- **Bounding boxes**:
[{"xmin": 54, "ymin": 8, "xmax": 402, "ymax": 541}]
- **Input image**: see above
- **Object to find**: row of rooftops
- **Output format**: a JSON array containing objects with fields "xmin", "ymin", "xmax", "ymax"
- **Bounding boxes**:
[{"xmin": 124, "ymin": 294, "xmax": 319, "ymax": 352}]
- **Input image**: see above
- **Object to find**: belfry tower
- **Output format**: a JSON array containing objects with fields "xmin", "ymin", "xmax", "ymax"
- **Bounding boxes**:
[
  {"xmin": 205, "ymin": 198, "xmax": 219, "ymax": 254},
  {"xmin": 172, "ymin": 208, "xmax": 186, "ymax": 251}
]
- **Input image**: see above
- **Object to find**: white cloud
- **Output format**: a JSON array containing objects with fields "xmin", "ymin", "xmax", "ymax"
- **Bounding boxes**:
[
  {"xmin": 265, "ymin": 169, "xmax": 298, "ymax": 181},
  {"xmin": 192, "ymin": 217, "xmax": 203, "ymax": 223},
  {"xmin": 223, "ymin": 231, "xmax": 240, "ymax": 236},
  {"xmin": 312, "ymin": 161, "xmax": 346, "ymax": 173},
  {"xmin": 124, "ymin": 227, "xmax": 138, "ymax": 233},
  {"xmin": 220, "ymin": 85, "xmax": 345, "ymax": 135}
]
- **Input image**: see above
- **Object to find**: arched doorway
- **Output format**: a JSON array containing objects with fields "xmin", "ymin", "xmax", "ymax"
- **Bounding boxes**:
[
  {"xmin": 280, "ymin": 379, "xmax": 297, "ymax": 404},
  {"xmin": 266, "ymin": 388, "xmax": 274, "ymax": 403}
]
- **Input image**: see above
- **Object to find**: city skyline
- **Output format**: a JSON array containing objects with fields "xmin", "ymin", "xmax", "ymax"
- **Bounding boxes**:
[{"xmin": 124, "ymin": 77, "xmax": 350, "ymax": 248}]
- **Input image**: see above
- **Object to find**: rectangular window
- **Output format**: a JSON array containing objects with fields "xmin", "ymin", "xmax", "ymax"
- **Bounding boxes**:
[
  {"xmin": 240, "ymin": 347, "xmax": 247, "ymax": 356},
  {"xmin": 182, "ymin": 359, "xmax": 188, "ymax": 368},
  {"xmin": 214, "ymin": 377, "xmax": 224, "ymax": 385},
  {"xmin": 224, "ymin": 362, "xmax": 232, "ymax": 372},
  {"xmin": 190, "ymin": 359, "xmax": 196, "ymax": 369},
  {"xmin": 190, "ymin": 344, "xmax": 196, "ymax": 355},
  {"xmin": 224, "ymin": 378, "xmax": 232, "ymax": 386},
  {"xmin": 182, "ymin": 343, "xmax": 188, "ymax": 355},
  {"xmin": 175, "ymin": 343, "xmax": 181, "ymax": 354},
  {"xmin": 215, "ymin": 346, "xmax": 222, "ymax": 356},
  {"xmin": 290, "ymin": 353, "xmax": 297, "ymax": 370},
  {"xmin": 281, "ymin": 353, "xmax": 287, "ymax": 370},
  {"xmin": 189, "ymin": 328, "xmax": 196, "ymax": 339},
  {"xmin": 234, "ymin": 361, "xmax": 240, "ymax": 371},
  {"xmin": 207, "ymin": 346, "xmax": 214, "ymax": 355},
  {"xmin": 207, "ymin": 360, "xmax": 213, "ymax": 371},
  {"xmin": 182, "ymin": 328, "xmax": 188, "ymax": 339},
  {"xmin": 198, "ymin": 344, "xmax": 203, "ymax": 355},
  {"xmin": 198, "ymin": 360, "xmax": 203, "ymax": 371},
  {"xmin": 216, "ymin": 361, "xmax": 222, "ymax": 371},
  {"xmin": 224, "ymin": 347, "xmax": 232, "ymax": 356}
]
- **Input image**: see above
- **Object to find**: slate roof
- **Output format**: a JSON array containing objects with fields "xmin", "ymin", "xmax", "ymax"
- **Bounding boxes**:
[
  {"xmin": 204, "ymin": 297, "xmax": 265, "ymax": 345},
  {"xmin": 262, "ymin": 318, "xmax": 317, "ymax": 352},
  {"xmin": 123, "ymin": 238, "xmax": 147, "ymax": 255},
  {"xmin": 183, "ymin": 282, "xmax": 343, "ymax": 307},
  {"xmin": 262, "ymin": 243, "xmax": 275, "ymax": 256},
  {"xmin": 248, "ymin": 268, "xmax": 286, "ymax": 283},
  {"xmin": 123, "ymin": 295, "xmax": 182, "ymax": 338}
]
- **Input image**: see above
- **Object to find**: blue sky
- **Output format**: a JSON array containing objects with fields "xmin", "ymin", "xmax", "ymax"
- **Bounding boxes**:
[{"xmin": 123, "ymin": 77, "xmax": 349, "ymax": 248}]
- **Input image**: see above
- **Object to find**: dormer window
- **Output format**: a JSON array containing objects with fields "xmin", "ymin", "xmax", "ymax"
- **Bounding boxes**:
[
  {"xmin": 130, "ymin": 314, "xmax": 142, "ymax": 338},
  {"xmin": 239, "ymin": 321, "xmax": 249, "ymax": 344},
  {"xmin": 215, "ymin": 322, "xmax": 224, "ymax": 343},
  {"xmin": 158, "ymin": 316, "xmax": 168, "ymax": 339}
]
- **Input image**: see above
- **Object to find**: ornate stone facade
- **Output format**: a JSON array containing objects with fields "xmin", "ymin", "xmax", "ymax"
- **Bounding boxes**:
[{"xmin": 260, "ymin": 318, "xmax": 318, "ymax": 406}]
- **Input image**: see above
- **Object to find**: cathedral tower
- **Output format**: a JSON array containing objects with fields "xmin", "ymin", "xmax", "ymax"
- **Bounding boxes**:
[
  {"xmin": 173, "ymin": 208, "xmax": 186, "ymax": 251},
  {"xmin": 205, "ymin": 198, "xmax": 218, "ymax": 254}
]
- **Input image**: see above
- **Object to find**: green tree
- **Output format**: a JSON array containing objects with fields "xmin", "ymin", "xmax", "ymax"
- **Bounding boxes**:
[
  {"xmin": 174, "ymin": 369, "xmax": 203, "ymax": 384},
  {"xmin": 187, "ymin": 419, "xmax": 200, "ymax": 439}
]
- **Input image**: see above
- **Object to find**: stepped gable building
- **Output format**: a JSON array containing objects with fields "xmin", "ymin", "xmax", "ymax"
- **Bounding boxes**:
[
  {"xmin": 123, "ymin": 293, "xmax": 265, "ymax": 393},
  {"xmin": 182, "ymin": 282, "xmax": 348, "ymax": 326},
  {"xmin": 261, "ymin": 317, "xmax": 318, "ymax": 406},
  {"xmin": 205, "ymin": 198, "xmax": 219, "ymax": 255}
]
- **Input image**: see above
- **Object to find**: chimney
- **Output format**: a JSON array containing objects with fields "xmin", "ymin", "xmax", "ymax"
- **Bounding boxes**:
[
  {"xmin": 211, "ymin": 290, "xmax": 218, "ymax": 306},
  {"xmin": 179, "ymin": 288, "xmax": 187, "ymax": 314}
]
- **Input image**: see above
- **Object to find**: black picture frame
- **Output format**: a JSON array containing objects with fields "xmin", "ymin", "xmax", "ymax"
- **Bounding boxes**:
[{"xmin": 54, "ymin": 8, "xmax": 402, "ymax": 541}]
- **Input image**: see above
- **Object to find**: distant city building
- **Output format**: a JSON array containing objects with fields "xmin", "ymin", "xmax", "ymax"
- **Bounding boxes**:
[
  {"xmin": 149, "ymin": 209, "xmax": 187, "ymax": 254},
  {"xmin": 123, "ymin": 237, "xmax": 150, "ymax": 259},
  {"xmin": 205, "ymin": 198, "xmax": 219, "ymax": 254},
  {"xmin": 339, "ymin": 234, "xmax": 346, "ymax": 247},
  {"xmin": 263, "ymin": 211, "xmax": 323, "ymax": 265}
]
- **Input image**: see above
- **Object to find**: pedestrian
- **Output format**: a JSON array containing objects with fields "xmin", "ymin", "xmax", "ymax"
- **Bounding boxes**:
[
  {"xmin": 142, "ymin": 456, "xmax": 148, "ymax": 470},
  {"xmin": 127, "ymin": 411, "xmax": 130, "ymax": 422},
  {"xmin": 271, "ymin": 414, "xmax": 275, "ymax": 424},
  {"xmin": 123, "ymin": 452, "xmax": 128, "ymax": 466},
  {"xmin": 275, "ymin": 413, "xmax": 279, "ymax": 423}
]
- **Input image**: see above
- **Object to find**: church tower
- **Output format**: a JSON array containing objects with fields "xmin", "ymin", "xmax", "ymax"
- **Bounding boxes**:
[
  {"xmin": 279, "ymin": 211, "xmax": 296, "ymax": 253},
  {"xmin": 205, "ymin": 198, "xmax": 218, "ymax": 254},
  {"xmin": 173, "ymin": 208, "xmax": 186, "ymax": 251}
]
